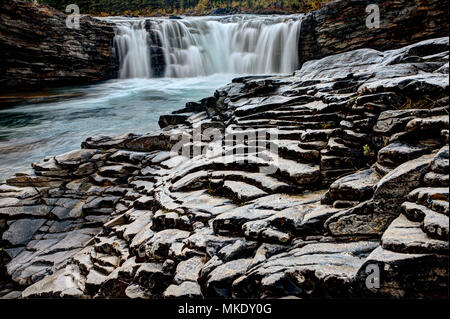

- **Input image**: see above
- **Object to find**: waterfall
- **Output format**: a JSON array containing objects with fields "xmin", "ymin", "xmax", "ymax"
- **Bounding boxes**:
[
  {"xmin": 114, "ymin": 20, "xmax": 152, "ymax": 78},
  {"xmin": 111, "ymin": 15, "xmax": 302, "ymax": 78}
]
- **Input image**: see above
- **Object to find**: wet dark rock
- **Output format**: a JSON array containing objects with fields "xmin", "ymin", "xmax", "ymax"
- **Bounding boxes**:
[
  {"xmin": 356, "ymin": 246, "xmax": 448, "ymax": 298},
  {"xmin": 132, "ymin": 263, "xmax": 172, "ymax": 295},
  {"xmin": 159, "ymin": 114, "xmax": 190, "ymax": 129},
  {"xmin": 322, "ymin": 169, "xmax": 380, "ymax": 205},
  {"xmin": 163, "ymin": 281, "xmax": 203, "ymax": 298},
  {"xmin": 0, "ymin": 0, "xmax": 118, "ymax": 91},
  {"xmin": 2, "ymin": 219, "xmax": 46, "ymax": 246},
  {"xmin": 205, "ymin": 258, "xmax": 251, "ymax": 298},
  {"xmin": 173, "ymin": 257, "xmax": 204, "ymax": 284},
  {"xmin": 0, "ymin": 35, "xmax": 449, "ymax": 299},
  {"xmin": 381, "ymin": 214, "xmax": 448, "ymax": 254},
  {"xmin": 145, "ymin": 229, "xmax": 190, "ymax": 259},
  {"xmin": 373, "ymin": 153, "xmax": 435, "ymax": 218}
]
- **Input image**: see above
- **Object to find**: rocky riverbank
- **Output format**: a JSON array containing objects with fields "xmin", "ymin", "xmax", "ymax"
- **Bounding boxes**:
[
  {"xmin": 298, "ymin": 0, "xmax": 449, "ymax": 65},
  {"xmin": 0, "ymin": 36, "xmax": 448, "ymax": 298},
  {"xmin": 0, "ymin": 0, "xmax": 118, "ymax": 91},
  {"xmin": 1, "ymin": 0, "xmax": 448, "ymax": 91}
]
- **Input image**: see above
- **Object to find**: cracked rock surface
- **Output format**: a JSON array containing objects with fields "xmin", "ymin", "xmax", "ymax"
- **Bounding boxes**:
[{"xmin": 0, "ymin": 37, "xmax": 448, "ymax": 299}]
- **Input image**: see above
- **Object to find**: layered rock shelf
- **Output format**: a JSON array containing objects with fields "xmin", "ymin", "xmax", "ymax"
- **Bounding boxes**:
[
  {"xmin": 298, "ymin": 0, "xmax": 449, "ymax": 66},
  {"xmin": 0, "ymin": 37, "xmax": 449, "ymax": 299}
]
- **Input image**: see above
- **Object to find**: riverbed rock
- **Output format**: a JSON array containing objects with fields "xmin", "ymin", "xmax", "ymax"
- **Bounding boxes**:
[{"xmin": 0, "ymin": 35, "xmax": 448, "ymax": 299}]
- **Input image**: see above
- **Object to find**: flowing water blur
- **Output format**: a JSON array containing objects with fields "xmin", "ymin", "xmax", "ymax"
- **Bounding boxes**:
[
  {"xmin": 111, "ymin": 15, "xmax": 302, "ymax": 78},
  {"xmin": 0, "ymin": 75, "xmax": 235, "ymax": 181},
  {"xmin": 1, "ymin": 15, "xmax": 303, "ymax": 182}
]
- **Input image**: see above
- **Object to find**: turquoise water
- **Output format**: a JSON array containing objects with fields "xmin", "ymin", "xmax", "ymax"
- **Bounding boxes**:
[{"xmin": 0, "ymin": 74, "xmax": 235, "ymax": 181}]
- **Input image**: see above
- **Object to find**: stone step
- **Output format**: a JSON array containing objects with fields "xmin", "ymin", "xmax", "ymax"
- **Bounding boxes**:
[
  {"xmin": 405, "ymin": 115, "xmax": 449, "ymax": 134},
  {"xmin": 91, "ymin": 253, "xmax": 120, "ymax": 276},
  {"xmin": 98, "ymin": 164, "xmax": 138, "ymax": 178},
  {"xmin": 235, "ymin": 120, "xmax": 337, "ymax": 131},
  {"xmin": 422, "ymin": 209, "xmax": 449, "ymax": 240},
  {"xmin": 169, "ymin": 171, "xmax": 209, "ymax": 192},
  {"xmin": 221, "ymin": 180, "xmax": 268, "ymax": 204},
  {"xmin": 130, "ymin": 180, "xmax": 155, "ymax": 195},
  {"xmin": 226, "ymin": 126, "xmax": 304, "ymax": 141},
  {"xmin": 407, "ymin": 187, "xmax": 449, "ymax": 204},
  {"xmin": 93, "ymin": 236, "xmax": 129, "ymax": 260},
  {"xmin": 277, "ymin": 112, "xmax": 343, "ymax": 123},
  {"xmin": 423, "ymin": 171, "xmax": 449, "ymax": 187},
  {"xmin": 89, "ymin": 173, "xmax": 124, "ymax": 187},
  {"xmin": 322, "ymin": 168, "xmax": 380, "ymax": 205},
  {"xmin": 238, "ymin": 109, "xmax": 314, "ymax": 121},
  {"xmin": 298, "ymin": 140, "xmax": 327, "ymax": 150},
  {"xmin": 274, "ymin": 140, "xmax": 320, "ymax": 163},
  {"xmin": 211, "ymin": 171, "xmax": 294, "ymax": 194},
  {"xmin": 232, "ymin": 95, "xmax": 314, "ymax": 117},
  {"xmin": 322, "ymin": 138, "xmax": 363, "ymax": 157},
  {"xmin": 377, "ymin": 142, "xmax": 432, "ymax": 168},
  {"xmin": 276, "ymin": 100, "xmax": 329, "ymax": 112},
  {"xmin": 333, "ymin": 129, "xmax": 371, "ymax": 145},
  {"xmin": 320, "ymin": 168, "xmax": 356, "ymax": 186},
  {"xmin": 170, "ymin": 168, "xmax": 293, "ymax": 194},
  {"xmin": 300, "ymin": 129, "xmax": 335, "ymax": 142},
  {"xmin": 381, "ymin": 214, "xmax": 448, "ymax": 254},
  {"xmin": 430, "ymin": 145, "xmax": 449, "ymax": 174},
  {"xmin": 401, "ymin": 201, "xmax": 434, "ymax": 222},
  {"xmin": 151, "ymin": 209, "xmax": 192, "ymax": 232},
  {"xmin": 270, "ymin": 156, "xmax": 321, "ymax": 187},
  {"xmin": 430, "ymin": 200, "xmax": 449, "ymax": 216},
  {"xmin": 108, "ymin": 150, "xmax": 150, "ymax": 165},
  {"xmin": 133, "ymin": 195, "xmax": 155, "ymax": 210},
  {"xmin": 320, "ymin": 155, "xmax": 362, "ymax": 170}
]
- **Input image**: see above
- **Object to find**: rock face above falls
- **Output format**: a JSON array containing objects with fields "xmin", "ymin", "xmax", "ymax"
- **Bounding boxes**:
[
  {"xmin": 0, "ymin": 0, "xmax": 118, "ymax": 91},
  {"xmin": 0, "ymin": 37, "xmax": 448, "ymax": 299},
  {"xmin": 298, "ymin": 0, "xmax": 449, "ymax": 66}
]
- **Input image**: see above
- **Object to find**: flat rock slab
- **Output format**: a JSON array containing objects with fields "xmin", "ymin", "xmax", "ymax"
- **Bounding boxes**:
[
  {"xmin": 222, "ymin": 180, "xmax": 268, "ymax": 203},
  {"xmin": 21, "ymin": 267, "xmax": 84, "ymax": 298},
  {"xmin": 173, "ymin": 256, "xmax": 204, "ymax": 284},
  {"xmin": 377, "ymin": 142, "xmax": 432, "ymax": 167},
  {"xmin": 145, "ymin": 229, "xmax": 190, "ymax": 259},
  {"xmin": 357, "ymin": 246, "xmax": 449, "ymax": 297},
  {"xmin": 423, "ymin": 209, "xmax": 449, "ymax": 240},
  {"xmin": 324, "ymin": 168, "xmax": 380, "ymax": 204},
  {"xmin": 2, "ymin": 218, "xmax": 46, "ymax": 246},
  {"xmin": 213, "ymin": 206, "xmax": 275, "ymax": 236},
  {"xmin": 381, "ymin": 214, "xmax": 448, "ymax": 254},
  {"xmin": 206, "ymin": 258, "xmax": 252, "ymax": 297},
  {"xmin": 163, "ymin": 281, "xmax": 202, "ymax": 298},
  {"xmin": 233, "ymin": 241, "xmax": 378, "ymax": 298},
  {"xmin": 374, "ymin": 153, "xmax": 435, "ymax": 216},
  {"xmin": 54, "ymin": 149, "xmax": 99, "ymax": 167}
]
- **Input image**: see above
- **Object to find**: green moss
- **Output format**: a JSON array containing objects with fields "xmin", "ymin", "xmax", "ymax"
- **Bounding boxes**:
[{"xmin": 363, "ymin": 144, "xmax": 375, "ymax": 157}]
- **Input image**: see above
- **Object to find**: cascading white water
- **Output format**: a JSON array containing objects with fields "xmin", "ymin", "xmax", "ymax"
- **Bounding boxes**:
[
  {"xmin": 114, "ymin": 20, "xmax": 152, "ymax": 78},
  {"xmin": 111, "ymin": 15, "xmax": 302, "ymax": 78}
]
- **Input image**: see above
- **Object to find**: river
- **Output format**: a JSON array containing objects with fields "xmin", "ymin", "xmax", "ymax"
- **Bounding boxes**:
[{"xmin": 0, "ymin": 14, "xmax": 303, "ymax": 182}]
